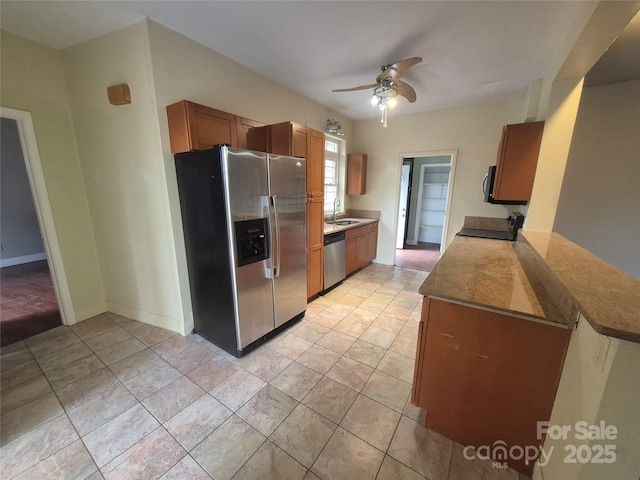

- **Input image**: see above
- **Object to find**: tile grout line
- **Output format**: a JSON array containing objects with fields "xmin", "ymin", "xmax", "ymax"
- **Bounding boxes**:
[{"xmin": 2, "ymin": 265, "xmax": 435, "ymax": 479}]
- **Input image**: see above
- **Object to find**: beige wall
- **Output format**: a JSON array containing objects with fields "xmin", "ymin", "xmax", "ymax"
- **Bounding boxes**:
[
  {"xmin": 0, "ymin": 30, "xmax": 105, "ymax": 321},
  {"xmin": 348, "ymin": 97, "xmax": 524, "ymax": 265},
  {"xmin": 525, "ymin": 78, "xmax": 585, "ymax": 231},
  {"xmin": 534, "ymin": 318, "xmax": 640, "ymax": 480},
  {"xmin": 146, "ymin": 21, "xmax": 353, "ymax": 133},
  {"xmin": 553, "ymin": 79, "xmax": 640, "ymax": 279},
  {"xmin": 532, "ymin": 77, "xmax": 640, "ymax": 480},
  {"xmin": 62, "ymin": 21, "xmax": 185, "ymax": 332},
  {"xmin": 145, "ymin": 21, "xmax": 353, "ymax": 330}
]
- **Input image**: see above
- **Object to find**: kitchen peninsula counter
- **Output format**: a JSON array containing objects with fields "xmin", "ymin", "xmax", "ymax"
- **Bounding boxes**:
[
  {"xmin": 414, "ymin": 230, "xmax": 640, "ymax": 475},
  {"xmin": 519, "ymin": 230, "xmax": 640, "ymax": 343},
  {"xmin": 419, "ymin": 231, "xmax": 640, "ymax": 341},
  {"xmin": 418, "ymin": 235, "xmax": 573, "ymax": 328},
  {"xmin": 414, "ymin": 233, "xmax": 575, "ymax": 475}
]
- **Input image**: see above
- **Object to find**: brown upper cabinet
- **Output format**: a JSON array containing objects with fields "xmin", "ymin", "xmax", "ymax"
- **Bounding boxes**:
[
  {"xmin": 166, "ymin": 100, "xmax": 266, "ymax": 153},
  {"xmin": 235, "ymin": 116, "xmax": 268, "ymax": 151},
  {"xmin": 166, "ymin": 101, "xmax": 236, "ymax": 153},
  {"xmin": 346, "ymin": 153, "xmax": 367, "ymax": 195},
  {"xmin": 492, "ymin": 121, "xmax": 545, "ymax": 202}
]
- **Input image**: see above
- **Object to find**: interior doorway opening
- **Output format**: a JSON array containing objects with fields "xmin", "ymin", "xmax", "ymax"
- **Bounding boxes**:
[
  {"xmin": 394, "ymin": 152, "xmax": 456, "ymax": 271},
  {"xmin": 0, "ymin": 117, "xmax": 62, "ymax": 346},
  {"xmin": 1, "ymin": 107, "xmax": 74, "ymax": 346}
]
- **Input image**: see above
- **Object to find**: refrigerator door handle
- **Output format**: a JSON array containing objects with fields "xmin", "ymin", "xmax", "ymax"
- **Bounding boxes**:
[
  {"xmin": 265, "ymin": 196, "xmax": 276, "ymax": 280},
  {"xmin": 271, "ymin": 195, "xmax": 281, "ymax": 277}
]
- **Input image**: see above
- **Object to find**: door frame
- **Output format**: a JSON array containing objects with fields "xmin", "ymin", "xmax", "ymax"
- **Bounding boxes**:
[
  {"xmin": 396, "ymin": 163, "xmax": 412, "ymax": 249},
  {"xmin": 1, "ymin": 106, "xmax": 75, "ymax": 325},
  {"xmin": 395, "ymin": 150, "xmax": 457, "ymax": 255}
]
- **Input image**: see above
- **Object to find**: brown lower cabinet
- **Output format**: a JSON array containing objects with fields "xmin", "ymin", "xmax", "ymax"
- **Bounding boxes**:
[
  {"xmin": 412, "ymin": 297, "xmax": 571, "ymax": 476},
  {"xmin": 345, "ymin": 222, "xmax": 378, "ymax": 276}
]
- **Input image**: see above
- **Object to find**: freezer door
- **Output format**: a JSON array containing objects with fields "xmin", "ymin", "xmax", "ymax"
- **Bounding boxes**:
[
  {"xmin": 222, "ymin": 147, "xmax": 275, "ymax": 349},
  {"xmin": 225, "ymin": 148, "xmax": 270, "ymax": 221},
  {"xmin": 268, "ymin": 154, "xmax": 307, "ymax": 327}
]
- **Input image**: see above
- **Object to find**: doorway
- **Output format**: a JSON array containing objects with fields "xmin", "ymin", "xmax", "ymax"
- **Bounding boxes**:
[
  {"xmin": 394, "ymin": 152, "xmax": 456, "ymax": 271},
  {"xmin": 0, "ymin": 107, "xmax": 74, "ymax": 346}
]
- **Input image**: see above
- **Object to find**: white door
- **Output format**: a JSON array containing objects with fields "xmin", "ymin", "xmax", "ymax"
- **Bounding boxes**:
[{"xmin": 396, "ymin": 165, "xmax": 411, "ymax": 249}]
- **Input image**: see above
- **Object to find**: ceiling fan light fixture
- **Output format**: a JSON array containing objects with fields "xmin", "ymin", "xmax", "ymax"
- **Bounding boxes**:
[
  {"xmin": 332, "ymin": 57, "xmax": 422, "ymax": 129},
  {"xmin": 370, "ymin": 84, "xmax": 400, "ymax": 128},
  {"xmin": 372, "ymin": 84, "xmax": 398, "ymax": 99}
]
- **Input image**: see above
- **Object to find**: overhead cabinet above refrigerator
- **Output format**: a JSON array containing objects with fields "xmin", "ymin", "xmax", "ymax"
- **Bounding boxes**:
[{"xmin": 174, "ymin": 146, "xmax": 307, "ymax": 357}]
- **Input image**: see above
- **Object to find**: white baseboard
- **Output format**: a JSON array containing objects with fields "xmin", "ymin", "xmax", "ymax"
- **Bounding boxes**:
[
  {"xmin": 73, "ymin": 302, "xmax": 108, "ymax": 324},
  {"xmin": 0, "ymin": 253, "xmax": 47, "ymax": 268},
  {"xmin": 404, "ymin": 238, "xmax": 418, "ymax": 246},
  {"xmin": 106, "ymin": 301, "xmax": 187, "ymax": 335}
]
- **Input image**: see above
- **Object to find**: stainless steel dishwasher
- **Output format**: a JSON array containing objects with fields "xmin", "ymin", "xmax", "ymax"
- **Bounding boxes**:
[{"xmin": 324, "ymin": 231, "xmax": 346, "ymax": 290}]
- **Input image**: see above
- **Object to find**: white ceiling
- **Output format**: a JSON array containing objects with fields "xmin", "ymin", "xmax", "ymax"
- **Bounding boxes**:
[{"xmin": 0, "ymin": 1, "xmax": 601, "ymax": 120}]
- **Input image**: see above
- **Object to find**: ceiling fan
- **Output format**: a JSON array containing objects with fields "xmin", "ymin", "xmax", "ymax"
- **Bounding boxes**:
[{"xmin": 332, "ymin": 57, "xmax": 422, "ymax": 127}]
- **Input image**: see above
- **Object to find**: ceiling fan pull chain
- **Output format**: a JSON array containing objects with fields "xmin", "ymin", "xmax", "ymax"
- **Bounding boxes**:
[{"xmin": 381, "ymin": 103, "xmax": 388, "ymax": 127}]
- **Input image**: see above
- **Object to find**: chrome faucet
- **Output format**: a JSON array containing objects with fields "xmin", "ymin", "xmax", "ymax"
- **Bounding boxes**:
[{"xmin": 333, "ymin": 197, "xmax": 340, "ymax": 223}]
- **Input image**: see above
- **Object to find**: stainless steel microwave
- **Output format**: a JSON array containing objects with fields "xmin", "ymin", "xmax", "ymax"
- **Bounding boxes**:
[{"xmin": 482, "ymin": 166, "xmax": 527, "ymax": 205}]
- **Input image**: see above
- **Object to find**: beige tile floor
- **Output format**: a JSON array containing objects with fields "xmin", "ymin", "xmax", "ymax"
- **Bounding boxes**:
[{"xmin": 0, "ymin": 264, "xmax": 530, "ymax": 480}]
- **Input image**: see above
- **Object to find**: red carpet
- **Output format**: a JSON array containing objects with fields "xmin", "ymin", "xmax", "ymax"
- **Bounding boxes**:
[
  {"xmin": 394, "ymin": 243, "xmax": 441, "ymax": 272},
  {"xmin": 0, "ymin": 260, "xmax": 62, "ymax": 347}
]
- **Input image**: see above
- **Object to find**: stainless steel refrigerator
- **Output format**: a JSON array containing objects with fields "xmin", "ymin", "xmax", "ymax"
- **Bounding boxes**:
[{"xmin": 175, "ymin": 145, "xmax": 307, "ymax": 357}]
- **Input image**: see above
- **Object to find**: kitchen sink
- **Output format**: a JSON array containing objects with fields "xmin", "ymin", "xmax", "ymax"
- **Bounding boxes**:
[{"xmin": 329, "ymin": 220, "xmax": 359, "ymax": 226}]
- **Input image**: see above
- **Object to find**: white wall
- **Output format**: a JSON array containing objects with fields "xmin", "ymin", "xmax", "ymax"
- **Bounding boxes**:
[
  {"xmin": 0, "ymin": 30, "xmax": 104, "ymax": 320},
  {"xmin": 553, "ymin": 79, "xmax": 640, "ymax": 279},
  {"xmin": 62, "ymin": 21, "xmax": 184, "ymax": 332},
  {"xmin": 348, "ymin": 97, "xmax": 523, "ymax": 265}
]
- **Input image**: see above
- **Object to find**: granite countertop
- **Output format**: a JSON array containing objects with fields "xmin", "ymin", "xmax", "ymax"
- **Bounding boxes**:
[
  {"xmin": 324, "ymin": 217, "xmax": 378, "ymax": 235},
  {"xmin": 419, "ymin": 230, "xmax": 640, "ymax": 342},
  {"xmin": 418, "ymin": 236, "xmax": 573, "ymax": 327},
  {"xmin": 520, "ymin": 231, "xmax": 640, "ymax": 343}
]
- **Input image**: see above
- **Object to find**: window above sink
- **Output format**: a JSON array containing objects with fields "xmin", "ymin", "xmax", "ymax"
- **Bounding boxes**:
[{"xmin": 324, "ymin": 137, "xmax": 346, "ymax": 218}]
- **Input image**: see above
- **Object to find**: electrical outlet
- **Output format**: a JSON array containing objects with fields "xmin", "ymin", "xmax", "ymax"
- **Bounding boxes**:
[{"xmin": 593, "ymin": 335, "xmax": 610, "ymax": 371}]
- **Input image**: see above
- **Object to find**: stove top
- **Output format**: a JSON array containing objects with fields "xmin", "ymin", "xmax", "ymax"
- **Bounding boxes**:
[
  {"xmin": 456, "ymin": 228, "xmax": 517, "ymax": 241},
  {"xmin": 456, "ymin": 212, "xmax": 524, "ymax": 241}
]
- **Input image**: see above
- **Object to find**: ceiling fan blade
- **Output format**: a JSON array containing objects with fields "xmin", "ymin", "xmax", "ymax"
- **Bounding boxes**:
[
  {"xmin": 332, "ymin": 83, "xmax": 379, "ymax": 92},
  {"xmin": 397, "ymin": 81, "xmax": 417, "ymax": 103},
  {"xmin": 377, "ymin": 57, "xmax": 423, "ymax": 83}
]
